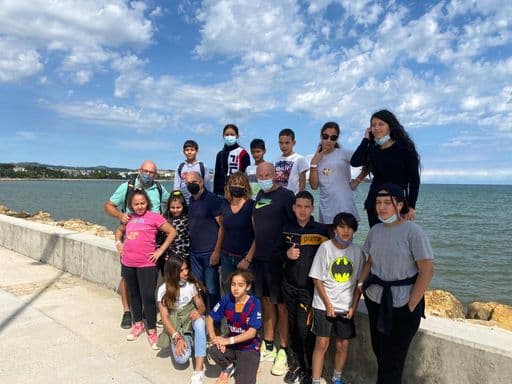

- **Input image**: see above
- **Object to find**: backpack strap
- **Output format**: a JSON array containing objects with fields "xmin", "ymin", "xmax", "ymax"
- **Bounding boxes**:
[
  {"xmin": 122, "ymin": 175, "xmax": 137, "ymax": 213},
  {"xmin": 178, "ymin": 161, "xmax": 205, "ymax": 179}
]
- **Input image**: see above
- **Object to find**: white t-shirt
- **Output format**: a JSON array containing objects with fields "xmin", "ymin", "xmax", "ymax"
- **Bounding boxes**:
[
  {"xmin": 245, "ymin": 164, "xmax": 261, "ymax": 196},
  {"xmin": 274, "ymin": 153, "xmax": 309, "ymax": 195},
  {"xmin": 173, "ymin": 161, "xmax": 212, "ymax": 200},
  {"xmin": 157, "ymin": 281, "xmax": 198, "ymax": 309},
  {"xmin": 316, "ymin": 147, "xmax": 360, "ymax": 224},
  {"xmin": 309, "ymin": 240, "xmax": 364, "ymax": 313}
]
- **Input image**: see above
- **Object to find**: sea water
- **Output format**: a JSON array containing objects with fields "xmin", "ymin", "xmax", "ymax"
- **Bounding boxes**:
[{"xmin": 0, "ymin": 180, "xmax": 511, "ymax": 305}]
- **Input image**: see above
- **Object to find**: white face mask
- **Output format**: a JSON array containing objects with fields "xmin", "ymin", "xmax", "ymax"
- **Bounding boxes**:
[
  {"xmin": 257, "ymin": 178, "xmax": 273, "ymax": 192},
  {"xmin": 224, "ymin": 135, "xmax": 237, "ymax": 146},
  {"xmin": 375, "ymin": 134, "xmax": 391, "ymax": 146},
  {"xmin": 378, "ymin": 213, "xmax": 398, "ymax": 224}
]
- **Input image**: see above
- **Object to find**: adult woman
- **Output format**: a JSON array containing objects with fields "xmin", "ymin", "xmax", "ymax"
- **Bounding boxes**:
[
  {"xmin": 350, "ymin": 110, "xmax": 420, "ymax": 227},
  {"xmin": 309, "ymin": 121, "xmax": 360, "ymax": 224},
  {"xmin": 360, "ymin": 184, "xmax": 434, "ymax": 383},
  {"xmin": 219, "ymin": 172, "xmax": 255, "ymax": 293}
]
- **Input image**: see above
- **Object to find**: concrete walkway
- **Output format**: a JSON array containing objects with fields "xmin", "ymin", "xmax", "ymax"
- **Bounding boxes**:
[{"xmin": 0, "ymin": 247, "xmax": 286, "ymax": 384}]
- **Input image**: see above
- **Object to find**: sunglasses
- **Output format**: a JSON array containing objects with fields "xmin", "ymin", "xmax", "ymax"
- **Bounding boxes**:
[{"xmin": 321, "ymin": 134, "xmax": 339, "ymax": 141}]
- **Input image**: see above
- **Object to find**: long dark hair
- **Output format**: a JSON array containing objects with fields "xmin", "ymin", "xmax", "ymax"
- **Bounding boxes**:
[
  {"xmin": 368, "ymin": 109, "xmax": 421, "ymax": 172},
  {"xmin": 161, "ymin": 255, "xmax": 205, "ymax": 310},
  {"xmin": 164, "ymin": 190, "xmax": 188, "ymax": 220}
]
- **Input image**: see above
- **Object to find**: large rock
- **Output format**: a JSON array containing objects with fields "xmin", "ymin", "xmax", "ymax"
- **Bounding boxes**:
[
  {"xmin": 424, "ymin": 289, "xmax": 465, "ymax": 319},
  {"xmin": 468, "ymin": 302, "xmax": 512, "ymax": 331}
]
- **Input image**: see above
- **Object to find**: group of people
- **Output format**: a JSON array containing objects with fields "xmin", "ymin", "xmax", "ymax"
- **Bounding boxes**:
[{"xmin": 103, "ymin": 110, "xmax": 434, "ymax": 384}]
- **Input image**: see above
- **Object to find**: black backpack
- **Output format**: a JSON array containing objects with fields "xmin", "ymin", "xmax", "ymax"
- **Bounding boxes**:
[{"xmin": 122, "ymin": 174, "xmax": 163, "ymax": 213}]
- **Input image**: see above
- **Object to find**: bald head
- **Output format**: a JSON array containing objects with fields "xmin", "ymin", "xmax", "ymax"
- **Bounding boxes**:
[
  {"xmin": 139, "ymin": 160, "xmax": 157, "ymax": 174},
  {"xmin": 256, "ymin": 162, "xmax": 275, "ymax": 180}
]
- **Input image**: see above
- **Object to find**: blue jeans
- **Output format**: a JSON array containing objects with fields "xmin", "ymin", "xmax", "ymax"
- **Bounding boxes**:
[
  {"xmin": 190, "ymin": 249, "xmax": 220, "ymax": 311},
  {"xmin": 171, "ymin": 317, "xmax": 207, "ymax": 364}
]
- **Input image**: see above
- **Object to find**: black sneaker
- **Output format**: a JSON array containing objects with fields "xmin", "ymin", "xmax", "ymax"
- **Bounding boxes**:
[
  {"xmin": 299, "ymin": 371, "xmax": 312, "ymax": 384},
  {"xmin": 285, "ymin": 367, "xmax": 305, "ymax": 384},
  {"xmin": 120, "ymin": 311, "xmax": 132, "ymax": 329}
]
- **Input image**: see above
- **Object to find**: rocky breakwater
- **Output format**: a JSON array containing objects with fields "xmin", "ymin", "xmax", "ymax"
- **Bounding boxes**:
[
  {"xmin": 425, "ymin": 289, "xmax": 512, "ymax": 332},
  {"xmin": 0, "ymin": 204, "xmax": 114, "ymax": 239}
]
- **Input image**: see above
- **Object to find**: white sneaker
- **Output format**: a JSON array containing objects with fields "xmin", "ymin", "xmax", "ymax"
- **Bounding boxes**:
[{"xmin": 190, "ymin": 370, "xmax": 204, "ymax": 384}]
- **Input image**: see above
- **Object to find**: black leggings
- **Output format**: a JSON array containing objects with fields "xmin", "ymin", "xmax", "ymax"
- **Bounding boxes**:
[
  {"xmin": 121, "ymin": 265, "xmax": 158, "ymax": 329},
  {"xmin": 365, "ymin": 296, "xmax": 424, "ymax": 384},
  {"xmin": 208, "ymin": 344, "xmax": 260, "ymax": 384},
  {"xmin": 282, "ymin": 279, "xmax": 315, "ymax": 370}
]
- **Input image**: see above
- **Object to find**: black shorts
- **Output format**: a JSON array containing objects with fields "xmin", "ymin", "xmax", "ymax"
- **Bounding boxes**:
[
  {"xmin": 252, "ymin": 261, "xmax": 284, "ymax": 304},
  {"xmin": 311, "ymin": 308, "xmax": 356, "ymax": 339}
]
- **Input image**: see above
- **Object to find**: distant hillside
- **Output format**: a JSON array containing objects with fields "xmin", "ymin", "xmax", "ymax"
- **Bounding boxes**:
[{"xmin": 0, "ymin": 162, "xmax": 128, "ymax": 179}]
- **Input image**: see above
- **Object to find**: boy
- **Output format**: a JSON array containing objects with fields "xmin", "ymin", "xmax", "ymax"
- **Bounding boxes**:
[
  {"xmin": 174, "ymin": 140, "xmax": 210, "ymax": 200},
  {"xmin": 309, "ymin": 213, "xmax": 364, "ymax": 384},
  {"xmin": 275, "ymin": 129, "xmax": 309, "ymax": 195},
  {"xmin": 282, "ymin": 191, "xmax": 329, "ymax": 383},
  {"xmin": 245, "ymin": 138, "xmax": 266, "ymax": 195}
]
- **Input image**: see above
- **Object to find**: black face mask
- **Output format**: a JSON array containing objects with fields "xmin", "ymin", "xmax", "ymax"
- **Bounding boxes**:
[
  {"xmin": 229, "ymin": 186, "xmax": 245, "ymax": 198},
  {"xmin": 187, "ymin": 182, "xmax": 200, "ymax": 195}
]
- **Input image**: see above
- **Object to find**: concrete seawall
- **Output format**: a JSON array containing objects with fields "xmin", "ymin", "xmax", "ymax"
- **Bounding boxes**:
[{"xmin": 1, "ymin": 214, "xmax": 511, "ymax": 383}]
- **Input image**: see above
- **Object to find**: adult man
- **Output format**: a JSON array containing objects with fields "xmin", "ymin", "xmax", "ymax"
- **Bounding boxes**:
[
  {"xmin": 185, "ymin": 171, "xmax": 222, "ymax": 312},
  {"xmin": 104, "ymin": 160, "xmax": 170, "ymax": 328},
  {"xmin": 245, "ymin": 162, "xmax": 295, "ymax": 376}
]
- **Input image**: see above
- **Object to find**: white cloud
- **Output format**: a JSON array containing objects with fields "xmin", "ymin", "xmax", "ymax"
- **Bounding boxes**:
[
  {"xmin": 16, "ymin": 131, "xmax": 37, "ymax": 141},
  {"xmin": 52, "ymin": 101, "xmax": 167, "ymax": 131},
  {"xmin": 0, "ymin": 0, "xmax": 155, "ymax": 83},
  {"xmin": 0, "ymin": 38, "xmax": 42, "ymax": 82}
]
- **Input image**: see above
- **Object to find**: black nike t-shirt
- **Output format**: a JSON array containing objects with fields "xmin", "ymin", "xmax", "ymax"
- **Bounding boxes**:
[{"xmin": 253, "ymin": 186, "xmax": 295, "ymax": 263}]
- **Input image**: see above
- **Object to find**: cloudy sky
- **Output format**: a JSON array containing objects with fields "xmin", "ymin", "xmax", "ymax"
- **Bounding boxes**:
[{"xmin": 1, "ymin": 0, "xmax": 511, "ymax": 184}]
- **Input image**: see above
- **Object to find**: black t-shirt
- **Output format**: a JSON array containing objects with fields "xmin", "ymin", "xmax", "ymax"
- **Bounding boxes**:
[
  {"xmin": 221, "ymin": 198, "xmax": 255, "ymax": 256},
  {"xmin": 252, "ymin": 187, "xmax": 295, "ymax": 263}
]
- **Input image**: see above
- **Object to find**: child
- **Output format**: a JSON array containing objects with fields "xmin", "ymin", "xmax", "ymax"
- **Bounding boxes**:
[
  {"xmin": 163, "ymin": 190, "xmax": 190, "ymax": 259},
  {"xmin": 206, "ymin": 270, "xmax": 262, "ymax": 384},
  {"xmin": 174, "ymin": 140, "xmax": 210, "ymax": 200},
  {"xmin": 157, "ymin": 256, "xmax": 207, "ymax": 384},
  {"xmin": 114, "ymin": 189, "xmax": 176, "ymax": 349},
  {"xmin": 309, "ymin": 213, "xmax": 364, "ymax": 384},
  {"xmin": 275, "ymin": 128, "xmax": 309, "ymax": 195},
  {"xmin": 360, "ymin": 184, "xmax": 434, "ymax": 383},
  {"xmin": 213, "ymin": 124, "xmax": 251, "ymax": 196},
  {"xmin": 282, "ymin": 191, "xmax": 329, "ymax": 383},
  {"xmin": 245, "ymin": 138, "xmax": 266, "ymax": 196}
]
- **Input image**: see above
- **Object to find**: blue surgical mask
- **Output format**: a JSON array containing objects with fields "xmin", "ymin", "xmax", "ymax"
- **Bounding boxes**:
[
  {"xmin": 378, "ymin": 213, "xmax": 398, "ymax": 224},
  {"xmin": 257, "ymin": 178, "xmax": 273, "ymax": 192},
  {"xmin": 224, "ymin": 135, "xmax": 237, "ymax": 146},
  {"xmin": 139, "ymin": 173, "xmax": 153, "ymax": 185},
  {"xmin": 375, "ymin": 134, "xmax": 391, "ymax": 146},
  {"xmin": 334, "ymin": 234, "xmax": 352, "ymax": 247}
]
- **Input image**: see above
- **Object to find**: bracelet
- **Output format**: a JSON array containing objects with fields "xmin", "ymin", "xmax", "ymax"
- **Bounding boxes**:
[
  {"xmin": 171, "ymin": 332, "xmax": 179, "ymax": 339},
  {"xmin": 357, "ymin": 282, "xmax": 363, "ymax": 290},
  {"xmin": 244, "ymin": 257, "xmax": 252, "ymax": 264},
  {"xmin": 310, "ymin": 164, "xmax": 318, "ymax": 169},
  {"xmin": 114, "ymin": 240, "xmax": 121, "ymax": 246},
  {"xmin": 229, "ymin": 336, "xmax": 235, "ymax": 345}
]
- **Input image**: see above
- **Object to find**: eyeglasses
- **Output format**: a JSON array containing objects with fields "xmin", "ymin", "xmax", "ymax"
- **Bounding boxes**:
[
  {"xmin": 171, "ymin": 190, "xmax": 183, "ymax": 196},
  {"xmin": 140, "ymin": 169, "xmax": 156, "ymax": 175},
  {"xmin": 321, "ymin": 134, "xmax": 338, "ymax": 141}
]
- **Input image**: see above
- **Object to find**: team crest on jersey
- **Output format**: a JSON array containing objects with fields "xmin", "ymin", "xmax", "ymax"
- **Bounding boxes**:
[{"xmin": 329, "ymin": 257, "xmax": 353, "ymax": 283}]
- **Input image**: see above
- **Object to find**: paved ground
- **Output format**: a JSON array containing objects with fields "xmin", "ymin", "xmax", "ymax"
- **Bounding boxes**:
[{"xmin": 0, "ymin": 247, "xmax": 287, "ymax": 384}]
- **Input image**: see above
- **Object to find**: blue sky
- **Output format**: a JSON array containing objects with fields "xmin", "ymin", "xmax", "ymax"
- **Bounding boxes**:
[{"xmin": 1, "ymin": 0, "xmax": 511, "ymax": 184}]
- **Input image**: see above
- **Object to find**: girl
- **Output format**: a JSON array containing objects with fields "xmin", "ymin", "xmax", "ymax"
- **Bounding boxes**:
[
  {"xmin": 213, "ymin": 124, "xmax": 251, "ymax": 196},
  {"xmin": 309, "ymin": 122, "xmax": 362, "ymax": 224},
  {"xmin": 206, "ymin": 270, "xmax": 262, "ymax": 384},
  {"xmin": 220, "ymin": 172, "xmax": 255, "ymax": 292},
  {"xmin": 157, "ymin": 255, "xmax": 207, "ymax": 384},
  {"xmin": 157, "ymin": 190, "xmax": 190, "ymax": 274},
  {"xmin": 114, "ymin": 189, "xmax": 176, "ymax": 349},
  {"xmin": 351, "ymin": 110, "xmax": 420, "ymax": 227},
  {"xmin": 360, "ymin": 184, "xmax": 434, "ymax": 383}
]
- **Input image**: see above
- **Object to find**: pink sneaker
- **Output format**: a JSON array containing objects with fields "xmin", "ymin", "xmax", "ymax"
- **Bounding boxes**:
[
  {"xmin": 148, "ymin": 331, "xmax": 159, "ymax": 350},
  {"xmin": 126, "ymin": 322, "xmax": 145, "ymax": 341}
]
